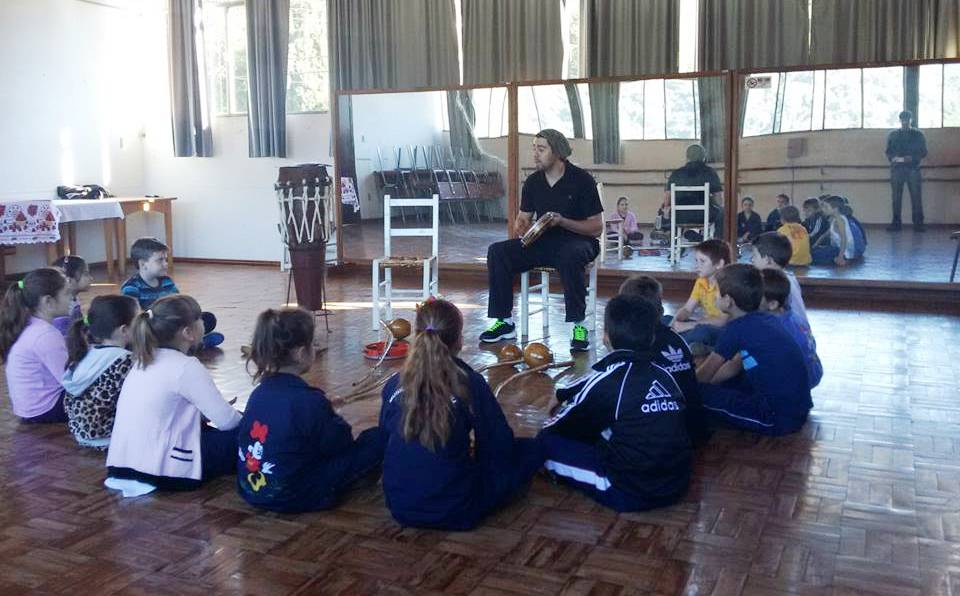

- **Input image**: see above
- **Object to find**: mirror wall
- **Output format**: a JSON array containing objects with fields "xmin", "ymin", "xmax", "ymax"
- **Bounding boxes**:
[
  {"xmin": 737, "ymin": 62, "xmax": 960, "ymax": 284},
  {"xmin": 513, "ymin": 74, "xmax": 729, "ymax": 272},
  {"xmin": 337, "ymin": 87, "xmax": 509, "ymax": 266}
]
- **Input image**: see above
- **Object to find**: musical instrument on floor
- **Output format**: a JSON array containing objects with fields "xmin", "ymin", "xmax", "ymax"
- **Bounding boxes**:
[
  {"xmin": 520, "ymin": 213, "xmax": 556, "ymax": 247},
  {"xmin": 492, "ymin": 343, "xmax": 574, "ymax": 398},
  {"xmin": 477, "ymin": 344, "xmax": 524, "ymax": 373}
]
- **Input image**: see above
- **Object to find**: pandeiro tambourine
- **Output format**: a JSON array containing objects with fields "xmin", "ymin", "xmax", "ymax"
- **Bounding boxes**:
[{"xmin": 520, "ymin": 213, "xmax": 556, "ymax": 247}]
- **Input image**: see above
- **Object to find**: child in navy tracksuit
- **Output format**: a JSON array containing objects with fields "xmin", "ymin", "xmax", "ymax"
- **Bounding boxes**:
[
  {"xmin": 538, "ymin": 295, "xmax": 692, "ymax": 512},
  {"xmin": 237, "ymin": 308, "xmax": 384, "ymax": 513},
  {"xmin": 379, "ymin": 298, "xmax": 544, "ymax": 531},
  {"xmin": 697, "ymin": 264, "xmax": 812, "ymax": 435},
  {"xmin": 619, "ymin": 275, "xmax": 711, "ymax": 447}
]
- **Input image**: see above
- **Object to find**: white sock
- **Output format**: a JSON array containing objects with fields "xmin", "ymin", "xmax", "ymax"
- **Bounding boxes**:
[
  {"xmin": 573, "ymin": 320, "xmax": 584, "ymax": 327},
  {"xmin": 502, "ymin": 317, "xmax": 514, "ymax": 325}
]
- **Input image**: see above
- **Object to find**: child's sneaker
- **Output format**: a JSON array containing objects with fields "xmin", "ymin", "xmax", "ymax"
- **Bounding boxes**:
[
  {"xmin": 202, "ymin": 332, "xmax": 225, "ymax": 350},
  {"xmin": 570, "ymin": 324, "xmax": 589, "ymax": 352},
  {"xmin": 480, "ymin": 319, "xmax": 516, "ymax": 343}
]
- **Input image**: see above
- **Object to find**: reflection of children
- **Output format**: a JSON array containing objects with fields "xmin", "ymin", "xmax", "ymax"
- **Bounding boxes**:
[
  {"xmin": 811, "ymin": 196, "xmax": 856, "ymax": 267},
  {"xmin": 737, "ymin": 197, "xmax": 763, "ymax": 243},
  {"xmin": 766, "ymin": 194, "xmax": 790, "ymax": 231},
  {"xmin": 802, "ymin": 198, "xmax": 829, "ymax": 246},
  {"xmin": 776, "ymin": 206, "xmax": 812, "ymax": 266},
  {"xmin": 608, "ymin": 196, "xmax": 642, "ymax": 245},
  {"xmin": 237, "ymin": 308, "xmax": 383, "ymax": 512},
  {"xmin": 51, "ymin": 255, "xmax": 92, "ymax": 336},
  {"xmin": 696, "ymin": 264, "xmax": 812, "ymax": 436}
]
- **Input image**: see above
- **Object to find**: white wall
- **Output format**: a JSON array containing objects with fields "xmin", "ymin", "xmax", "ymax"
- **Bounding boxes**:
[
  {"xmin": 140, "ymin": 1, "xmax": 334, "ymax": 263},
  {"xmin": 350, "ymin": 92, "xmax": 443, "ymax": 219},
  {"xmin": 0, "ymin": 0, "xmax": 148, "ymax": 273}
]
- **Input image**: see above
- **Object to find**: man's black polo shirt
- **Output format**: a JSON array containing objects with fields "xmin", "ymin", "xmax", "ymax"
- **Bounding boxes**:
[{"xmin": 520, "ymin": 162, "xmax": 603, "ymax": 240}]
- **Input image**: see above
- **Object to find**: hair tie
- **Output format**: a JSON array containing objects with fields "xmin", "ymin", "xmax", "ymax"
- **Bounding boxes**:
[
  {"xmin": 424, "ymin": 324, "xmax": 436, "ymax": 332},
  {"xmin": 17, "ymin": 280, "xmax": 24, "ymax": 289},
  {"xmin": 146, "ymin": 310, "xmax": 154, "ymax": 319}
]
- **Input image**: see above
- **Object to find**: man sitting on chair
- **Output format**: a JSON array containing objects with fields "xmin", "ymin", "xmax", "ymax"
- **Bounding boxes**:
[
  {"xmin": 661, "ymin": 144, "xmax": 723, "ymax": 242},
  {"xmin": 481, "ymin": 129, "xmax": 603, "ymax": 352}
]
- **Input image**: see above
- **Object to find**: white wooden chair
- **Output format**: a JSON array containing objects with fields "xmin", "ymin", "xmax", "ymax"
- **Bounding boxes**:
[
  {"xmin": 518, "ymin": 230, "xmax": 604, "ymax": 341},
  {"xmin": 669, "ymin": 183, "xmax": 713, "ymax": 264},
  {"xmin": 371, "ymin": 194, "xmax": 439, "ymax": 330}
]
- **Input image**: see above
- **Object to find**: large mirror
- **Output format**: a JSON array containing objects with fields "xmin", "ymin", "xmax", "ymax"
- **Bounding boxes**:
[
  {"xmin": 512, "ymin": 74, "xmax": 729, "ymax": 273},
  {"xmin": 738, "ymin": 61, "xmax": 960, "ymax": 284},
  {"xmin": 336, "ymin": 88, "xmax": 510, "ymax": 267}
]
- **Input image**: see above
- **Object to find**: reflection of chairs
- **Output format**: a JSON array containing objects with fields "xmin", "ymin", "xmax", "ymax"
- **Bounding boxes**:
[
  {"xmin": 669, "ymin": 183, "xmax": 713, "ymax": 264},
  {"xmin": 517, "ymin": 230, "xmax": 604, "ymax": 340},
  {"xmin": 950, "ymin": 231, "xmax": 960, "ymax": 282},
  {"xmin": 371, "ymin": 194, "xmax": 440, "ymax": 330},
  {"xmin": 597, "ymin": 183, "xmax": 623, "ymax": 262}
]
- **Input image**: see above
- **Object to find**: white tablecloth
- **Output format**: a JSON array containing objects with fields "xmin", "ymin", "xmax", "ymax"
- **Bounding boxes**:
[{"xmin": 52, "ymin": 199, "xmax": 124, "ymax": 223}]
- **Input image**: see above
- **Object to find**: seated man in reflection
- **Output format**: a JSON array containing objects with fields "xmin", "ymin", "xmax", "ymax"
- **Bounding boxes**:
[
  {"xmin": 482, "ymin": 129, "xmax": 603, "ymax": 352},
  {"xmin": 660, "ymin": 144, "xmax": 723, "ymax": 243}
]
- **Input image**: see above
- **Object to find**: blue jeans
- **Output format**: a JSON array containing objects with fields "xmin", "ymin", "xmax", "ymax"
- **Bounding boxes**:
[
  {"xmin": 811, "ymin": 245, "xmax": 840, "ymax": 266},
  {"xmin": 661, "ymin": 315, "xmax": 722, "ymax": 347}
]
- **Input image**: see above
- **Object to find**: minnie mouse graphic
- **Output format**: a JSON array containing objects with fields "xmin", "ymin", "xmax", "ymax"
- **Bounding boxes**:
[{"xmin": 239, "ymin": 420, "xmax": 275, "ymax": 492}]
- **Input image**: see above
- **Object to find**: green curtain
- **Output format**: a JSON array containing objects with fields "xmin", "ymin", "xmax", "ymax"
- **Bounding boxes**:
[
  {"xmin": 331, "ymin": 0, "xmax": 459, "ymax": 90},
  {"xmin": 447, "ymin": 90, "xmax": 483, "ymax": 163},
  {"xmin": 245, "ymin": 0, "xmax": 289, "ymax": 157},
  {"xmin": 583, "ymin": 0, "xmax": 680, "ymax": 77},
  {"xmin": 461, "ymin": 0, "xmax": 563, "ymax": 85},
  {"xmin": 698, "ymin": 0, "xmax": 809, "ymax": 70},
  {"xmin": 565, "ymin": 83, "xmax": 585, "ymax": 139},
  {"xmin": 589, "ymin": 82, "xmax": 620, "ymax": 164},
  {"xmin": 697, "ymin": 77, "xmax": 726, "ymax": 165}
]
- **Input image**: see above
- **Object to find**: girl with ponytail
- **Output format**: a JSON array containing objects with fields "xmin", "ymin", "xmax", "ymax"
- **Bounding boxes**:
[
  {"xmin": 379, "ymin": 298, "xmax": 545, "ymax": 530},
  {"xmin": 106, "ymin": 294, "xmax": 241, "ymax": 496},
  {"xmin": 51, "ymin": 254, "xmax": 92, "ymax": 336},
  {"xmin": 1, "ymin": 268, "xmax": 72, "ymax": 422},
  {"xmin": 62, "ymin": 295, "xmax": 138, "ymax": 448},
  {"xmin": 236, "ymin": 307, "xmax": 384, "ymax": 512}
]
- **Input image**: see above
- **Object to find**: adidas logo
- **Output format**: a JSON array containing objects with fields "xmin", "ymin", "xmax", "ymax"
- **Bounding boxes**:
[
  {"xmin": 644, "ymin": 380, "xmax": 672, "ymax": 401},
  {"xmin": 660, "ymin": 345, "xmax": 685, "ymax": 364},
  {"xmin": 642, "ymin": 380, "xmax": 681, "ymax": 414},
  {"xmin": 661, "ymin": 361, "xmax": 691, "ymax": 374}
]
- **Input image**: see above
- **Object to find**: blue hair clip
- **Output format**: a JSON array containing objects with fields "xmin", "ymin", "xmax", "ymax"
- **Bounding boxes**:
[{"xmin": 424, "ymin": 324, "xmax": 436, "ymax": 332}]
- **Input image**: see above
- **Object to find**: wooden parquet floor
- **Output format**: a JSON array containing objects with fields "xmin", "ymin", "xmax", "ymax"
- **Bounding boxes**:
[{"xmin": 1, "ymin": 263, "xmax": 959, "ymax": 595}]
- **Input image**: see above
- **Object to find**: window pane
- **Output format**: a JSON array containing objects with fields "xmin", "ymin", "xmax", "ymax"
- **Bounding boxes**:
[
  {"xmin": 664, "ymin": 79, "xmax": 697, "ymax": 139},
  {"xmin": 471, "ymin": 88, "xmax": 508, "ymax": 138},
  {"xmin": 644, "ymin": 79, "xmax": 666, "ymax": 139},
  {"xmin": 577, "ymin": 83, "xmax": 593, "ymax": 139},
  {"xmin": 619, "ymin": 81, "xmax": 644, "ymax": 140},
  {"xmin": 862, "ymin": 66, "xmax": 903, "ymax": 129},
  {"xmin": 823, "ymin": 69, "xmax": 861, "ymax": 129},
  {"xmin": 471, "ymin": 88, "xmax": 491, "ymax": 137},
  {"xmin": 943, "ymin": 64, "xmax": 960, "ymax": 126},
  {"xmin": 812, "ymin": 70, "xmax": 826, "ymax": 130},
  {"xmin": 533, "ymin": 85, "xmax": 575, "ymax": 138},
  {"xmin": 203, "ymin": 6, "xmax": 229, "ymax": 115},
  {"xmin": 287, "ymin": 0, "xmax": 329, "ymax": 112},
  {"xmin": 227, "ymin": 6, "xmax": 248, "ymax": 113},
  {"xmin": 779, "ymin": 71, "xmax": 814, "ymax": 133},
  {"xmin": 919, "ymin": 64, "xmax": 943, "ymax": 128},
  {"xmin": 742, "ymin": 73, "xmax": 779, "ymax": 136},
  {"xmin": 518, "ymin": 87, "xmax": 540, "ymax": 135}
]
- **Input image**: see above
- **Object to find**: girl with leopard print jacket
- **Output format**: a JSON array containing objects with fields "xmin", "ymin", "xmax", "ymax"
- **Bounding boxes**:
[{"xmin": 62, "ymin": 295, "xmax": 139, "ymax": 449}]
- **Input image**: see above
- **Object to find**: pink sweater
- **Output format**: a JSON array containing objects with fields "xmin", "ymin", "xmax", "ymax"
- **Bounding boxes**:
[
  {"xmin": 106, "ymin": 348, "xmax": 241, "ymax": 483},
  {"xmin": 5, "ymin": 317, "xmax": 67, "ymax": 418}
]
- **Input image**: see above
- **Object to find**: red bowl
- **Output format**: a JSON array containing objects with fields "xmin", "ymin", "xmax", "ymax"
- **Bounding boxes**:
[{"xmin": 363, "ymin": 340, "xmax": 409, "ymax": 360}]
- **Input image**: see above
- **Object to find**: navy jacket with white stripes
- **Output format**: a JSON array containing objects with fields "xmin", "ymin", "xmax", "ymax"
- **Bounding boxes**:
[{"xmin": 542, "ymin": 349, "xmax": 692, "ymax": 502}]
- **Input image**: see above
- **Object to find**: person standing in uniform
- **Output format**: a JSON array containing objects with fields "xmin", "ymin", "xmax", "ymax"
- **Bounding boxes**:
[{"xmin": 885, "ymin": 110, "xmax": 927, "ymax": 232}]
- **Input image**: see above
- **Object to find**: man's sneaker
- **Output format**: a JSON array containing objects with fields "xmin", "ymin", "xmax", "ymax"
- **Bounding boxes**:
[
  {"xmin": 570, "ymin": 324, "xmax": 589, "ymax": 352},
  {"xmin": 480, "ymin": 319, "xmax": 516, "ymax": 343}
]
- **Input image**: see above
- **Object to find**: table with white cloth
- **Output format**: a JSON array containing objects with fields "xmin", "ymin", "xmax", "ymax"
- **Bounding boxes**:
[{"xmin": 0, "ymin": 197, "xmax": 176, "ymax": 281}]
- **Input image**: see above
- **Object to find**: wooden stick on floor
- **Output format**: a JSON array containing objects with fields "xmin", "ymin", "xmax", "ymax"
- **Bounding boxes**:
[{"xmin": 493, "ymin": 360, "xmax": 575, "ymax": 399}]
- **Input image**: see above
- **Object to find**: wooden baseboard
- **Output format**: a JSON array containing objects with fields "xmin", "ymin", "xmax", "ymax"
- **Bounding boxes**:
[{"xmin": 173, "ymin": 257, "xmax": 282, "ymax": 268}]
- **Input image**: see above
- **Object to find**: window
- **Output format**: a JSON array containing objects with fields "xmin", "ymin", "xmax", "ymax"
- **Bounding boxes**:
[
  {"xmin": 203, "ymin": 0, "xmax": 329, "ymax": 116},
  {"xmin": 471, "ymin": 87, "xmax": 509, "ymax": 138},
  {"xmin": 518, "ymin": 85, "xmax": 576, "ymax": 138},
  {"xmin": 619, "ymin": 79, "xmax": 699, "ymax": 140},
  {"xmin": 742, "ymin": 66, "xmax": 927, "ymax": 137},
  {"xmin": 919, "ymin": 63, "xmax": 960, "ymax": 128}
]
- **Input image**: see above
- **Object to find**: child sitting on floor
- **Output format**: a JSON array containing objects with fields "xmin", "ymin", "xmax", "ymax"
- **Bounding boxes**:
[
  {"xmin": 0, "ymin": 268, "xmax": 72, "ymax": 423},
  {"xmin": 802, "ymin": 198, "xmax": 829, "ymax": 246},
  {"xmin": 237, "ymin": 307, "xmax": 384, "ymax": 513},
  {"xmin": 607, "ymin": 196, "xmax": 643, "ymax": 246},
  {"xmin": 106, "ymin": 294, "xmax": 241, "ymax": 497},
  {"xmin": 62, "ymin": 295, "xmax": 139, "ymax": 448},
  {"xmin": 760, "ymin": 269, "xmax": 823, "ymax": 389},
  {"xmin": 668, "ymin": 239, "xmax": 732, "ymax": 347},
  {"xmin": 765, "ymin": 193, "xmax": 790, "ymax": 231},
  {"xmin": 121, "ymin": 237, "xmax": 224, "ymax": 350},
  {"xmin": 380, "ymin": 298, "xmax": 544, "ymax": 530},
  {"xmin": 619, "ymin": 275, "xmax": 710, "ymax": 447},
  {"xmin": 696, "ymin": 264, "xmax": 812, "ymax": 436},
  {"xmin": 751, "ymin": 232, "xmax": 811, "ymax": 331},
  {"xmin": 539, "ymin": 295, "xmax": 692, "ymax": 512},
  {"xmin": 810, "ymin": 196, "xmax": 858, "ymax": 267},
  {"xmin": 737, "ymin": 196, "xmax": 763, "ymax": 244},
  {"xmin": 51, "ymin": 255, "xmax": 92, "ymax": 336},
  {"xmin": 776, "ymin": 206, "xmax": 812, "ymax": 266}
]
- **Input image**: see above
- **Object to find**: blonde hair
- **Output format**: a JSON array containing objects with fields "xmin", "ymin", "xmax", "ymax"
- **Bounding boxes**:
[{"xmin": 129, "ymin": 294, "xmax": 201, "ymax": 367}]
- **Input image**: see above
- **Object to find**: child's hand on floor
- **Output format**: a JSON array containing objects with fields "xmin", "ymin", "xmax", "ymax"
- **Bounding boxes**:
[{"xmin": 672, "ymin": 320, "xmax": 697, "ymax": 333}]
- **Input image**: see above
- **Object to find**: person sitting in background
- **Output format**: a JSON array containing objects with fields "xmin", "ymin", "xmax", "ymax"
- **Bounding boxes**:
[
  {"xmin": 662, "ymin": 144, "xmax": 724, "ymax": 242},
  {"xmin": 765, "ymin": 194, "xmax": 790, "ymax": 231},
  {"xmin": 776, "ymin": 206, "xmax": 812, "ymax": 266},
  {"xmin": 811, "ymin": 196, "xmax": 858, "ymax": 267},
  {"xmin": 607, "ymin": 196, "xmax": 642, "ymax": 246},
  {"xmin": 51, "ymin": 255, "xmax": 92, "ymax": 336},
  {"xmin": 737, "ymin": 197, "xmax": 763, "ymax": 244},
  {"xmin": 802, "ymin": 198, "xmax": 829, "ymax": 246}
]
